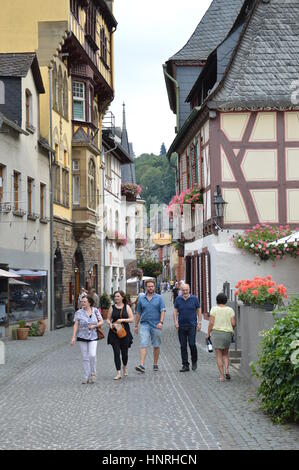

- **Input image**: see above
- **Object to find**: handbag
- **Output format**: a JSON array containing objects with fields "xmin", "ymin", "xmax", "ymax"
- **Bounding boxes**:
[
  {"xmin": 95, "ymin": 310, "xmax": 104, "ymax": 340},
  {"xmin": 206, "ymin": 336, "xmax": 213, "ymax": 353},
  {"xmin": 113, "ymin": 307, "xmax": 127, "ymax": 339}
]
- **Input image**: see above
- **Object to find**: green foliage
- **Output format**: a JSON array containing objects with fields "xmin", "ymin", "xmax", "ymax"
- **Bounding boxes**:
[
  {"xmin": 28, "ymin": 322, "xmax": 41, "ymax": 337},
  {"xmin": 18, "ymin": 320, "xmax": 27, "ymax": 328},
  {"xmin": 99, "ymin": 293, "xmax": 111, "ymax": 309},
  {"xmin": 251, "ymin": 297, "xmax": 299, "ymax": 423},
  {"xmin": 137, "ymin": 258, "xmax": 163, "ymax": 278},
  {"xmin": 135, "ymin": 153, "xmax": 175, "ymax": 213}
]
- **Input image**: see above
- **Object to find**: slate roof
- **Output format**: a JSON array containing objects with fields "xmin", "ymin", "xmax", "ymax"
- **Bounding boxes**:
[
  {"xmin": 210, "ymin": 0, "xmax": 299, "ymax": 109},
  {"xmin": 0, "ymin": 53, "xmax": 44, "ymax": 93},
  {"xmin": 169, "ymin": 0, "xmax": 244, "ymax": 61}
]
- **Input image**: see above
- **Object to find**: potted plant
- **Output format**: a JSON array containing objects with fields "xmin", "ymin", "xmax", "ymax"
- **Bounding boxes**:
[
  {"xmin": 235, "ymin": 276, "xmax": 288, "ymax": 310},
  {"xmin": 99, "ymin": 292, "xmax": 111, "ymax": 320},
  {"xmin": 17, "ymin": 320, "xmax": 30, "ymax": 340},
  {"xmin": 115, "ymin": 231, "xmax": 128, "ymax": 247},
  {"xmin": 38, "ymin": 320, "xmax": 46, "ymax": 336}
]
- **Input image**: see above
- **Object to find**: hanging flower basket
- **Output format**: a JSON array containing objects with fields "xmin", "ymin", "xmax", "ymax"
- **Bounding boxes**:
[
  {"xmin": 167, "ymin": 186, "xmax": 203, "ymax": 216},
  {"xmin": 115, "ymin": 231, "xmax": 128, "ymax": 247},
  {"xmin": 121, "ymin": 183, "xmax": 142, "ymax": 201},
  {"xmin": 234, "ymin": 224, "xmax": 299, "ymax": 261}
]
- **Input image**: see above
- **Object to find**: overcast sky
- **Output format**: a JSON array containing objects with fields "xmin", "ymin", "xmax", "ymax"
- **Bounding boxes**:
[{"xmin": 109, "ymin": 0, "xmax": 212, "ymax": 157}]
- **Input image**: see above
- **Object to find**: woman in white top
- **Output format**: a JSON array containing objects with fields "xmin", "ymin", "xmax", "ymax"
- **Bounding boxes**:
[{"xmin": 207, "ymin": 293, "xmax": 236, "ymax": 382}]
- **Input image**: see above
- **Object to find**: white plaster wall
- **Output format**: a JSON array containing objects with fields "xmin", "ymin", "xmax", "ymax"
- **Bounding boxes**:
[{"xmin": 185, "ymin": 230, "xmax": 299, "ymax": 308}]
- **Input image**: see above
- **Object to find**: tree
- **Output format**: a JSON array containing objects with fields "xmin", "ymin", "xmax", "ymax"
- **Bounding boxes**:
[
  {"xmin": 137, "ymin": 258, "xmax": 163, "ymax": 278},
  {"xmin": 160, "ymin": 143, "xmax": 167, "ymax": 156},
  {"xmin": 135, "ymin": 153, "xmax": 175, "ymax": 213}
]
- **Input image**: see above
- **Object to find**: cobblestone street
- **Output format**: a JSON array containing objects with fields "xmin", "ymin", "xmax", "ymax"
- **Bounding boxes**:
[{"xmin": 0, "ymin": 293, "xmax": 298, "ymax": 450}]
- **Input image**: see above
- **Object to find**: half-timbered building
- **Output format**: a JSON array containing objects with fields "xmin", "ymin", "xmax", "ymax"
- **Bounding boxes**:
[{"xmin": 165, "ymin": 0, "xmax": 299, "ymax": 316}]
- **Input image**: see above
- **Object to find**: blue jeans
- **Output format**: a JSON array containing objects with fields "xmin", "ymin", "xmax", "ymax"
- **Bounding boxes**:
[
  {"xmin": 178, "ymin": 325, "xmax": 198, "ymax": 367},
  {"xmin": 140, "ymin": 323, "xmax": 162, "ymax": 348}
]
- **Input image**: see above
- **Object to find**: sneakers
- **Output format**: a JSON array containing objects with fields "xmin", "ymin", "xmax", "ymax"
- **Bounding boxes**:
[
  {"xmin": 90, "ymin": 374, "xmax": 96, "ymax": 383},
  {"xmin": 192, "ymin": 362, "xmax": 197, "ymax": 371},
  {"xmin": 153, "ymin": 365, "xmax": 159, "ymax": 371},
  {"xmin": 180, "ymin": 366, "xmax": 190, "ymax": 372},
  {"xmin": 135, "ymin": 364, "xmax": 145, "ymax": 373}
]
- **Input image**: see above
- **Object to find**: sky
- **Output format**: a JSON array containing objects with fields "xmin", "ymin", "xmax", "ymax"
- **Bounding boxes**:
[{"xmin": 109, "ymin": 0, "xmax": 212, "ymax": 157}]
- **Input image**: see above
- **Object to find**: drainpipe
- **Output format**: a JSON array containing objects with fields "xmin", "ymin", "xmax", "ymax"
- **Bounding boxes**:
[
  {"xmin": 48, "ymin": 65, "xmax": 55, "ymax": 331},
  {"xmin": 163, "ymin": 64, "xmax": 180, "ymax": 132}
]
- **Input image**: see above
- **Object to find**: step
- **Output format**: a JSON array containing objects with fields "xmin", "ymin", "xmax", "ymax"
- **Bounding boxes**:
[{"xmin": 229, "ymin": 350, "xmax": 242, "ymax": 358}]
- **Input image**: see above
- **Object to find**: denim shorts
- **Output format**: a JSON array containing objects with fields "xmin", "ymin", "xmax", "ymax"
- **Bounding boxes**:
[{"xmin": 139, "ymin": 323, "xmax": 162, "ymax": 348}]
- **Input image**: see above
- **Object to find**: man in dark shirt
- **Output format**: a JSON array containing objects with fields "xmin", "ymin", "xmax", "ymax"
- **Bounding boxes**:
[
  {"xmin": 173, "ymin": 284, "xmax": 202, "ymax": 372},
  {"xmin": 172, "ymin": 281, "xmax": 180, "ymax": 305}
]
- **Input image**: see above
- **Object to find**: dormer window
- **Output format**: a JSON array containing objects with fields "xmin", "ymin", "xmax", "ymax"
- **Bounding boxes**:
[{"xmin": 25, "ymin": 89, "xmax": 33, "ymax": 129}]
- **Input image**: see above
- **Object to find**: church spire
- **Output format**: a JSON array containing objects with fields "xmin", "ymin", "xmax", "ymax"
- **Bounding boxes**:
[
  {"xmin": 122, "ymin": 102, "xmax": 127, "ymax": 131},
  {"xmin": 121, "ymin": 102, "xmax": 129, "ymax": 154}
]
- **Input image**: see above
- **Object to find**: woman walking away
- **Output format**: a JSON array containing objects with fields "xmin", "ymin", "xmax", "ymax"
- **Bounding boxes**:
[
  {"xmin": 107, "ymin": 291, "xmax": 134, "ymax": 380},
  {"xmin": 207, "ymin": 293, "xmax": 236, "ymax": 382},
  {"xmin": 71, "ymin": 295, "xmax": 104, "ymax": 384}
]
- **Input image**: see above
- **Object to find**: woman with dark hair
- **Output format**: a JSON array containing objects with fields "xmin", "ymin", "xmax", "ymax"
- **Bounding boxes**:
[
  {"xmin": 71, "ymin": 295, "xmax": 104, "ymax": 384},
  {"xmin": 207, "ymin": 293, "xmax": 236, "ymax": 382},
  {"xmin": 107, "ymin": 291, "xmax": 134, "ymax": 380}
]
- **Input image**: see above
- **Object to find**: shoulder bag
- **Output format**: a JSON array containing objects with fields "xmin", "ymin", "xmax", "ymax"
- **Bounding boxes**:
[
  {"xmin": 113, "ymin": 307, "xmax": 127, "ymax": 339},
  {"xmin": 95, "ymin": 309, "xmax": 104, "ymax": 340}
]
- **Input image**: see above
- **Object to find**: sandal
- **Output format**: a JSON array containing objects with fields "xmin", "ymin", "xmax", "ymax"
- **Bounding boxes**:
[
  {"xmin": 123, "ymin": 367, "xmax": 128, "ymax": 377},
  {"xmin": 113, "ymin": 375, "xmax": 121, "ymax": 380},
  {"xmin": 219, "ymin": 377, "xmax": 225, "ymax": 382},
  {"xmin": 225, "ymin": 373, "xmax": 231, "ymax": 380}
]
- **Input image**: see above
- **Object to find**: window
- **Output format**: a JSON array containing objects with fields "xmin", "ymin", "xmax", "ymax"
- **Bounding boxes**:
[
  {"xmin": 58, "ymin": 66, "xmax": 63, "ymax": 115},
  {"xmin": 55, "ymin": 144, "xmax": 59, "ymax": 162},
  {"xmin": 70, "ymin": 0, "xmax": 79, "ymax": 19},
  {"xmin": 52, "ymin": 64, "xmax": 57, "ymax": 110},
  {"xmin": 73, "ymin": 160, "xmax": 80, "ymax": 171},
  {"xmin": 64, "ymin": 150, "xmax": 68, "ymax": 167},
  {"xmin": 25, "ymin": 89, "xmax": 32, "ymax": 129},
  {"xmin": 115, "ymin": 210, "xmax": 119, "ymax": 233},
  {"xmin": 73, "ymin": 81, "xmax": 85, "ymax": 121},
  {"xmin": 85, "ymin": 3, "xmax": 97, "ymax": 43},
  {"xmin": 100, "ymin": 28, "xmax": 108, "ymax": 64},
  {"xmin": 0, "ymin": 81, "xmax": 4, "ymax": 105},
  {"xmin": 40, "ymin": 183, "xmax": 46, "ymax": 219},
  {"xmin": 63, "ymin": 73, "xmax": 68, "ymax": 119},
  {"xmin": 106, "ymin": 155, "xmax": 111, "ymax": 177},
  {"xmin": 27, "ymin": 178, "xmax": 34, "ymax": 215},
  {"xmin": 62, "ymin": 169, "xmax": 70, "ymax": 207},
  {"xmin": 88, "ymin": 159, "xmax": 96, "ymax": 210},
  {"xmin": 73, "ymin": 175, "xmax": 80, "ymax": 205},
  {"xmin": 88, "ymin": 87, "xmax": 93, "ymax": 123},
  {"xmin": 53, "ymin": 165, "xmax": 61, "ymax": 203},
  {"xmin": 13, "ymin": 171, "xmax": 20, "ymax": 210}
]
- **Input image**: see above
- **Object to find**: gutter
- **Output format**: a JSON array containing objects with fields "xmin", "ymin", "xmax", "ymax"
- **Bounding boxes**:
[
  {"xmin": 163, "ymin": 64, "xmax": 180, "ymax": 133},
  {"xmin": 48, "ymin": 65, "xmax": 55, "ymax": 332}
]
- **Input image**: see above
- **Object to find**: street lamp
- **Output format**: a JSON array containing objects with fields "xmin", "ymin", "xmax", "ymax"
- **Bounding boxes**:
[{"xmin": 213, "ymin": 185, "xmax": 227, "ymax": 232}]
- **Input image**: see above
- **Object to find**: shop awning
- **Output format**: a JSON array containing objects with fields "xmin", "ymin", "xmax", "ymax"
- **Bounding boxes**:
[
  {"xmin": 0, "ymin": 269, "xmax": 21, "ymax": 278},
  {"xmin": 9, "ymin": 269, "xmax": 47, "ymax": 277},
  {"xmin": 9, "ymin": 278, "xmax": 30, "ymax": 286}
]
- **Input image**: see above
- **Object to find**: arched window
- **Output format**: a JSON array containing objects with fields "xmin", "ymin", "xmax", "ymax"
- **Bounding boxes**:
[
  {"xmin": 88, "ymin": 159, "xmax": 96, "ymax": 210},
  {"xmin": 58, "ymin": 66, "xmax": 63, "ymax": 115},
  {"xmin": 63, "ymin": 73, "xmax": 68, "ymax": 119},
  {"xmin": 0, "ymin": 81, "xmax": 5, "ymax": 104},
  {"xmin": 52, "ymin": 64, "xmax": 57, "ymax": 110}
]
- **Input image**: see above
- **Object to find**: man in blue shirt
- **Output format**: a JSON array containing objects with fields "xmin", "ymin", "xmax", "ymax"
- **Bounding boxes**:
[
  {"xmin": 173, "ymin": 284, "xmax": 202, "ymax": 372},
  {"xmin": 135, "ymin": 280, "xmax": 166, "ymax": 373}
]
